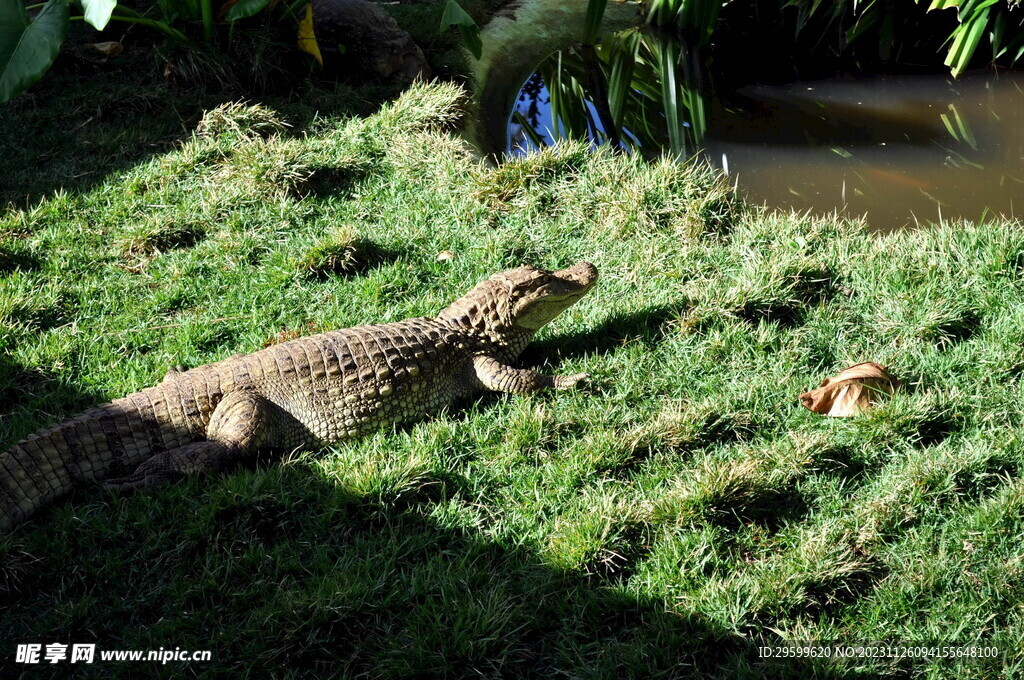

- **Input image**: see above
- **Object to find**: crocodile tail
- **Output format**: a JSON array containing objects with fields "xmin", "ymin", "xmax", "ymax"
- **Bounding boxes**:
[
  {"xmin": 0, "ymin": 389, "xmax": 200, "ymax": 532},
  {"xmin": 0, "ymin": 406, "xmax": 122, "ymax": 531}
]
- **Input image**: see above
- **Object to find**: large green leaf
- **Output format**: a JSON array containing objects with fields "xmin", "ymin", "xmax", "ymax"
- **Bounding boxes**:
[
  {"xmin": 226, "ymin": 0, "xmax": 272, "ymax": 22},
  {"xmin": 80, "ymin": 0, "xmax": 116, "ymax": 30},
  {"xmin": 439, "ymin": 0, "xmax": 481, "ymax": 59},
  {"xmin": 0, "ymin": 0, "xmax": 69, "ymax": 104}
]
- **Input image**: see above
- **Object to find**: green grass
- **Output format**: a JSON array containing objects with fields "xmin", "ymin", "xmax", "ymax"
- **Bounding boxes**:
[{"xmin": 2, "ymin": 78, "xmax": 1024, "ymax": 678}]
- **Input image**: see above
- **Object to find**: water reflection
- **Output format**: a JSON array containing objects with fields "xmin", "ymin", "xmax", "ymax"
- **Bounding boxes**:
[
  {"xmin": 704, "ymin": 72, "xmax": 1024, "ymax": 231},
  {"xmin": 509, "ymin": 64, "xmax": 1024, "ymax": 231}
]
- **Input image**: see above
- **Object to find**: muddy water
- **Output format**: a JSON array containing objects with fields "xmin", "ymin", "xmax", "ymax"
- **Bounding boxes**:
[
  {"xmin": 705, "ymin": 72, "xmax": 1024, "ymax": 231},
  {"xmin": 505, "ymin": 68, "xmax": 1024, "ymax": 231}
]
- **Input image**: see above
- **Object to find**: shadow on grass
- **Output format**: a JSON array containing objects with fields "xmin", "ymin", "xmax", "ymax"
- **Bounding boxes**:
[
  {"xmin": 1, "ymin": 70, "xmax": 209, "ymax": 208},
  {"xmin": 0, "ymin": 320, "xmax": 886, "ymax": 677},
  {"xmin": 3, "ymin": 305, "xmax": 70, "ymax": 335},
  {"xmin": 0, "ymin": 465, "xmax": 870, "ymax": 679},
  {"xmin": 0, "ymin": 32, "xmax": 392, "ymax": 211},
  {"xmin": 705, "ymin": 487, "xmax": 812, "ymax": 535},
  {"xmin": 0, "ymin": 355, "xmax": 103, "ymax": 446},
  {"xmin": 0, "ymin": 368, "xmax": 917, "ymax": 677},
  {"xmin": 300, "ymin": 163, "xmax": 378, "ymax": 199},
  {"xmin": 0, "ymin": 246, "xmax": 42, "ymax": 276},
  {"xmin": 527, "ymin": 303, "xmax": 689, "ymax": 364},
  {"xmin": 0, "ymin": 338, "xmax": 864, "ymax": 680},
  {"xmin": 299, "ymin": 238, "xmax": 403, "ymax": 281}
]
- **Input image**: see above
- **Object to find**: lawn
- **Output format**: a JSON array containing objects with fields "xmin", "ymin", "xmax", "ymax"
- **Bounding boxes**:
[{"xmin": 2, "ymin": 49, "xmax": 1024, "ymax": 680}]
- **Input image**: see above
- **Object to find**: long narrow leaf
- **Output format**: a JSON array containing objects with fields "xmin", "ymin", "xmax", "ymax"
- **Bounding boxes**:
[
  {"xmin": 685, "ymin": 82, "xmax": 706, "ymax": 142},
  {"xmin": 990, "ymin": 8, "xmax": 1007, "ymax": 59},
  {"xmin": 297, "ymin": 2, "xmax": 322, "ymax": 65},
  {"xmin": 657, "ymin": 38, "xmax": 686, "ymax": 155},
  {"xmin": 945, "ymin": 5, "xmax": 992, "ymax": 76},
  {"xmin": 582, "ymin": 0, "xmax": 607, "ymax": 45},
  {"xmin": 927, "ymin": 0, "xmax": 962, "ymax": 10},
  {"xmin": 605, "ymin": 32, "xmax": 640, "ymax": 125},
  {"xmin": 547, "ymin": 53, "xmax": 563, "ymax": 139},
  {"xmin": 693, "ymin": 0, "xmax": 724, "ymax": 45},
  {"xmin": 512, "ymin": 111, "xmax": 546, "ymax": 150}
]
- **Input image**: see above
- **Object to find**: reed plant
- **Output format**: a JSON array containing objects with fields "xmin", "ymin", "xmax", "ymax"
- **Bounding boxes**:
[{"xmin": 516, "ymin": 0, "xmax": 1024, "ymax": 156}]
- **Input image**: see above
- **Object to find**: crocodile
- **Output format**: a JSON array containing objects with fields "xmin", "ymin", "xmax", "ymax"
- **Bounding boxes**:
[{"xmin": 0, "ymin": 262, "xmax": 598, "ymax": 531}]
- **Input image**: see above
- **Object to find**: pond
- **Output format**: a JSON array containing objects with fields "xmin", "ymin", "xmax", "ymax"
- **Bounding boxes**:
[
  {"xmin": 706, "ymin": 72, "xmax": 1024, "ymax": 232},
  {"xmin": 474, "ymin": 3, "xmax": 1024, "ymax": 233},
  {"xmin": 505, "ymin": 68, "xmax": 1024, "ymax": 232}
]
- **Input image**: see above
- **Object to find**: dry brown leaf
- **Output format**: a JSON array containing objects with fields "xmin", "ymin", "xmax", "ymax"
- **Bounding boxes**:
[
  {"xmin": 799, "ymin": 362, "xmax": 899, "ymax": 417},
  {"xmin": 86, "ymin": 42, "xmax": 123, "ymax": 57}
]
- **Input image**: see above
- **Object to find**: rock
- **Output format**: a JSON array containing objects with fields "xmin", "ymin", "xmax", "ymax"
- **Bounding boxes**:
[{"xmin": 311, "ymin": 0, "xmax": 430, "ymax": 82}]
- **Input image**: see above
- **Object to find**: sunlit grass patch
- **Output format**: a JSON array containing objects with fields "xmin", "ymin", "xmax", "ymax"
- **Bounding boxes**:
[
  {"xmin": 474, "ymin": 141, "xmax": 592, "ymax": 208},
  {"xmin": 195, "ymin": 101, "xmax": 290, "ymax": 143},
  {"xmin": 1, "ymin": 80, "xmax": 1023, "ymax": 677}
]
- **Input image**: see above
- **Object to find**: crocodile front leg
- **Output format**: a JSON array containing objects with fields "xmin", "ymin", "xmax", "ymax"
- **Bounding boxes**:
[
  {"xmin": 105, "ymin": 390, "xmax": 298, "ymax": 490},
  {"xmin": 472, "ymin": 356, "xmax": 587, "ymax": 395}
]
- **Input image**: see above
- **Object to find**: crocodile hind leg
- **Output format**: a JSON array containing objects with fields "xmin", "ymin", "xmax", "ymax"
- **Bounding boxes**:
[{"xmin": 105, "ymin": 391, "xmax": 297, "ymax": 490}]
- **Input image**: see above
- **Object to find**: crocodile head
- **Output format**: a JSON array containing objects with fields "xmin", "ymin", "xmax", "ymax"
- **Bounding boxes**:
[
  {"xmin": 505, "ymin": 261, "xmax": 599, "ymax": 330},
  {"xmin": 438, "ymin": 262, "xmax": 598, "ymax": 341}
]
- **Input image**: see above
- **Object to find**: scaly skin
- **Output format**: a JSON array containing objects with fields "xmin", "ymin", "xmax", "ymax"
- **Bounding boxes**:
[{"xmin": 0, "ymin": 262, "xmax": 598, "ymax": 531}]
